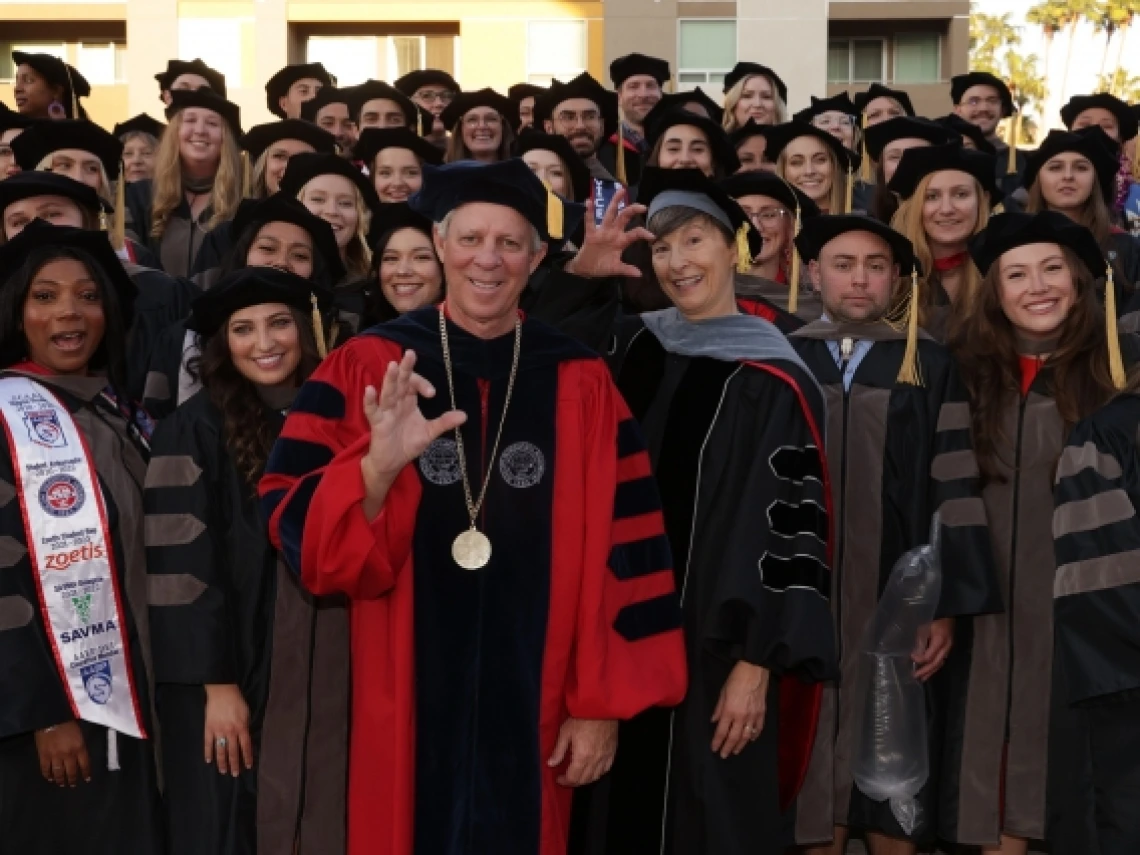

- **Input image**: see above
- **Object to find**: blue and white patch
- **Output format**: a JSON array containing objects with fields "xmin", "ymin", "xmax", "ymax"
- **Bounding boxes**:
[
  {"xmin": 499, "ymin": 442, "xmax": 545, "ymax": 489},
  {"xmin": 80, "ymin": 660, "xmax": 113, "ymax": 705},
  {"xmin": 38, "ymin": 474, "xmax": 86, "ymax": 518},
  {"xmin": 419, "ymin": 438, "xmax": 462, "ymax": 486},
  {"xmin": 25, "ymin": 409, "xmax": 67, "ymax": 448}
]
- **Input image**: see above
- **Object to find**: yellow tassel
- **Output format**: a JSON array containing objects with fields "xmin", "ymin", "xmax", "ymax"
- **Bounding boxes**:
[
  {"xmin": 417, "ymin": 110, "xmax": 424, "ymax": 137},
  {"xmin": 241, "ymin": 150, "xmax": 252, "ymax": 198},
  {"xmin": 1132, "ymin": 136, "xmax": 1140, "ymax": 182},
  {"xmin": 896, "ymin": 265, "xmax": 923, "ymax": 386},
  {"xmin": 1007, "ymin": 113, "xmax": 1019, "ymax": 177},
  {"xmin": 844, "ymin": 165, "xmax": 854, "ymax": 214},
  {"xmin": 541, "ymin": 178, "xmax": 564, "ymax": 241},
  {"xmin": 788, "ymin": 205, "xmax": 803, "ymax": 314},
  {"xmin": 859, "ymin": 111, "xmax": 871, "ymax": 183},
  {"xmin": 112, "ymin": 162, "xmax": 125, "ymax": 251},
  {"xmin": 1105, "ymin": 264, "xmax": 1127, "ymax": 389},
  {"xmin": 615, "ymin": 120, "xmax": 628, "ymax": 185},
  {"xmin": 311, "ymin": 293, "xmax": 328, "ymax": 359},
  {"xmin": 736, "ymin": 222, "xmax": 753, "ymax": 274}
]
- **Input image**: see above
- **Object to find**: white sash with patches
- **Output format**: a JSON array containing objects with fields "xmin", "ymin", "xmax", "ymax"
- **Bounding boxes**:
[{"xmin": 0, "ymin": 376, "xmax": 144, "ymax": 739}]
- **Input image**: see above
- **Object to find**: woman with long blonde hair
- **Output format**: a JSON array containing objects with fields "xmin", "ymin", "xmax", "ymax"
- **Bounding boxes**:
[
  {"xmin": 124, "ymin": 88, "xmax": 244, "ymax": 277},
  {"xmin": 721, "ymin": 62, "xmax": 788, "ymax": 133},
  {"xmin": 278, "ymin": 152, "xmax": 378, "ymax": 284},
  {"xmin": 767, "ymin": 121, "xmax": 856, "ymax": 215},
  {"xmin": 1023, "ymin": 126, "xmax": 1139, "ymax": 310},
  {"xmin": 887, "ymin": 142, "xmax": 998, "ymax": 339}
]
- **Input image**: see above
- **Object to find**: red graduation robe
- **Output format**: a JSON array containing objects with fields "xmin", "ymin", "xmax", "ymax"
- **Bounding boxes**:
[{"xmin": 260, "ymin": 307, "xmax": 688, "ymax": 855}]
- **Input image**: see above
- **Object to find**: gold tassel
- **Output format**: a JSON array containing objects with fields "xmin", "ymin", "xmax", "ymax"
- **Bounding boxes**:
[
  {"xmin": 896, "ymin": 265, "xmax": 923, "ymax": 386},
  {"xmin": 736, "ymin": 222, "xmax": 753, "ymax": 274},
  {"xmin": 859, "ymin": 111, "xmax": 871, "ymax": 183},
  {"xmin": 541, "ymin": 178, "xmax": 564, "ymax": 241},
  {"xmin": 1132, "ymin": 135, "xmax": 1140, "ymax": 182},
  {"xmin": 311, "ymin": 293, "xmax": 328, "ymax": 359},
  {"xmin": 112, "ymin": 162, "xmax": 125, "ymax": 251},
  {"xmin": 844, "ymin": 165, "xmax": 854, "ymax": 214},
  {"xmin": 241, "ymin": 150, "xmax": 252, "ymax": 198},
  {"xmin": 788, "ymin": 205, "xmax": 803, "ymax": 314},
  {"xmin": 417, "ymin": 110, "xmax": 424, "ymax": 137},
  {"xmin": 1007, "ymin": 113, "xmax": 1019, "ymax": 177},
  {"xmin": 615, "ymin": 120, "xmax": 628, "ymax": 185},
  {"xmin": 1105, "ymin": 264, "xmax": 1127, "ymax": 389}
]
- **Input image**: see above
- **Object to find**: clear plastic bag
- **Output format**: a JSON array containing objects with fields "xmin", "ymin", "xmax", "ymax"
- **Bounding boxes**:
[{"xmin": 849, "ymin": 514, "xmax": 943, "ymax": 835}]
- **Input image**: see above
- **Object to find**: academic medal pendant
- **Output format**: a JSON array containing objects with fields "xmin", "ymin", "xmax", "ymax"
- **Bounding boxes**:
[{"xmin": 452, "ymin": 527, "xmax": 492, "ymax": 570}]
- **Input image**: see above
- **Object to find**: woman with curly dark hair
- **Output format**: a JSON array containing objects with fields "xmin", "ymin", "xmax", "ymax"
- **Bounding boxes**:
[
  {"xmin": 939, "ymin": 210, "xmax": 1139, "ymax": 855},
  {"xmin": 145, "ymin": 267, "xmax": 349, "ymax": 855}
]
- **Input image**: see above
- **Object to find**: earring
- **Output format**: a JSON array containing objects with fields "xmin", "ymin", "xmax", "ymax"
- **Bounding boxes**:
[{"xmin": 48, "ymin": 100, "xmax": 66, "ymax": 120}]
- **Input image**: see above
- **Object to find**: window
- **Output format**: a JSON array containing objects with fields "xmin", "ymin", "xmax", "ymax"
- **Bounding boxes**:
[
  {"xmin": 0, "ymin": 43, "xmax": 65, "ymax": 81},
  {"xmin": 178, "ymin": 19, "xmax": 242, "ymax": 87},
  {"xmin": 77, "ymin": 43, "xmax": 123, "ymax": 85},
  {"xmin": 308, "ymin": 36, "xmax": 379, "ymax": 86},
  {"xmin": 827, "ymin": 38, "xmax": 884, "ymax": 84},
  {"xmin": 527, "ymin": 20, "xmax": 586, "ymax": 86},
  {"xmin": 678, "ymin": 20, "xmax": 735, "ymax": 88},
  {"xmin": 895, "ymin": 32, "xmax": 940, "ymax": 83},
  {"xmin": 389, "ymin": 36, "xmax": 424, "ymax": 80}
]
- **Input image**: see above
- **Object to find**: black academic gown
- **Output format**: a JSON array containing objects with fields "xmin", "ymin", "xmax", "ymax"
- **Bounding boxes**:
[
  {"xmin": 578, "ymin": 317, "xmax": 837, "ymax": 855},
  {"xmin": 788, "ymin": 324, "xmax": 1002, "ymax": 846},
  {"xmin": 0, "ymin": 369, "xmax": 162, "ymax": 855},
  {"xmin": 125, "ymin": 179, "xmax": 217, "ymax": 278},
  {"xmin": 126, "ymin": 263, "xmax": 198, "ymax": 404},
  {"xmin": 935, "ymin": 338, "xmax": 1139, "ymax": 846},
  {"xmin": 1048, "ymin": 393, "xmax": 1140, "ymax": 855},
  {"xmin": 145, "ymin": 389, "xmax": 349, "ymax": 855}
]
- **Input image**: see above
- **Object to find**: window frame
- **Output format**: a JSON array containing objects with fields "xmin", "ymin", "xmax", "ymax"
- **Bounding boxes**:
[
  {"xmin": 676, "ymin": 17, "xmax": 737, "ymax": 89},
  {"xmin": 893, "ymin": 31, "xmax": 941, "ymax": 84},
  {"xmin": 826, "ymin": 37, "xmax": 886, "ymax": 85}
]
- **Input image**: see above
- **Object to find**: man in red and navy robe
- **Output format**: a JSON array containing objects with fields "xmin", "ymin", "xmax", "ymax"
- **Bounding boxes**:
[{"xmin": 259, "ymin": 159, "xmax": 687, "ymax": 855}]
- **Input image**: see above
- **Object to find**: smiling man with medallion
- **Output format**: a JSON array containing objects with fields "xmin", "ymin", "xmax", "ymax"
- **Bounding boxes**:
[{"xmin": 260, "ymin": 159, "xmax": 687, "ymax": 855}]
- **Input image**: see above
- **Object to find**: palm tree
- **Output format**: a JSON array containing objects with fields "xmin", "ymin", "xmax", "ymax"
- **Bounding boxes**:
[
  {"xmin": 1098, "ymin": 69, "xmax": 1140, "ymax": 101},
  {"xmin": 1092, "ymin": 1, "xmax": 1121, "ymax": 82},
  {"xmin": 1006, "ymin": 52, "xmax": 1048, "ymax": 143},
  {"xmin": 1110, "ymin": 0, "xmax": 1140, "ymax": 90},
  {"xmin": 1027, "ymin": 0, "xmax": 1067, "ymax": 84},
  {"xmin": 1058, "ymin": 0, "xmax": 1099, "ymax": 104},
  {"xmin": 970, "ymin": 9, "xmax": 1021, "ymax": 74}
]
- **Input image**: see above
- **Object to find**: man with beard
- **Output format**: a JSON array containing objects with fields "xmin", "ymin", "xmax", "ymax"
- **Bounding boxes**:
[
  {"xmin": 951, "ymin": 71, "xmax": 1026, "ymax": 200},
  {"xmin": 608, "ymin": 53, "xmax": 670, "ymax": 179},
  {"xmin": 302, "ymin": 87, "xmax": 358, "ymax": 156},
  {"xmin": 395, "ymin": 69, "xmax": 461, "ymax": 150},
  {"xmin": 538, "ymin": 72, "xmax": 621, "ymax": 183}
]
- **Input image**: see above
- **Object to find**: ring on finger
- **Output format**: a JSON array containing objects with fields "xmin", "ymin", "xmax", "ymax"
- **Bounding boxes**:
[{"xmin": 216, "ymin": 737, "xmax": 228, "ymax": 748}]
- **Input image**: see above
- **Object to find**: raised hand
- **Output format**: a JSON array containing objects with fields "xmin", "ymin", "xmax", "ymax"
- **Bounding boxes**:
[
  {"xmin": 564, "ymin": 187, "xmax": 654, "ymax": 279},
  {"xmin": 361, "ymin": 350, "xmax": 466, "ymax": 518}
]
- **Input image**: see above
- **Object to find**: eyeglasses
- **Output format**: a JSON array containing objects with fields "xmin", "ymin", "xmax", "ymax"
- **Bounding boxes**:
[
  {"xmin": 964, "ymin": 95, "xmax": 1002, "ymax": 109},
  {"xmin": 463, "ymin": 113, "xmax": 502, "ymax": 128},
  {"xmin": 812, "ymin": 115, "xmax": 854, "ymax": 130},
  {"xmin": 749, "ymin": 207, "xmax": 789, "ymax": 228},
  {"xmin": 418, "ymin": 89, "xmax": 456, "ymax": 104},
  {"xmin": 555, "ymin": 109, "xmax": 602, "ymax": 125}
]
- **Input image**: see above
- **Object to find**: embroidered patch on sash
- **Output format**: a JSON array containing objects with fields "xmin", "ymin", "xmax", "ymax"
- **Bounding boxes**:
[
  {"xmin": 80, "ymin": 660, "xmax": 113, "ymax": 705},
  {"xmin": 38, "ymin": 474, "xmax": 85, "ymax": 518},
  {"xmin": 419, "ymin": 438, "xmax": 462, "ymax": 485},
  {"xmin": 499, "ymin": 442, "xmax": 545, "ymax": 488},
  {"xmin": 25, "ymin": 409, "xmax": 66, "ymax": 448}
]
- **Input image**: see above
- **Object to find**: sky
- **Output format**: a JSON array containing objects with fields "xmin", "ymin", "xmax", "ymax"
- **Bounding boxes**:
[{"xmin": 982, "ymin": 0, "xmax": 1140, "ymax": 128}]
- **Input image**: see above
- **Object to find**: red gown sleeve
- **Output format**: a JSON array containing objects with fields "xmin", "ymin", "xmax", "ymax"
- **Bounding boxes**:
[
  {"xmin": 259, "ymin": 337, "xmax": 422, "ymax": 600},
  {"xmin": 559, "ymin": 360, "xmax": 688, "ymax": 720}
]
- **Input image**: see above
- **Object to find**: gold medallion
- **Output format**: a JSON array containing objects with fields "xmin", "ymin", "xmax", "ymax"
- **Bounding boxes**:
[{"xmin": 452, "ymin": 528, "xmax": 492, "ymax": 570}]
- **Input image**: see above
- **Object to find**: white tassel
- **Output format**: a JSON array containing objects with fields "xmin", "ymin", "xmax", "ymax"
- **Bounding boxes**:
[{"xmin": 107, "ymin": 728, "xmax": 120, "ymax": 772}]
